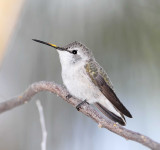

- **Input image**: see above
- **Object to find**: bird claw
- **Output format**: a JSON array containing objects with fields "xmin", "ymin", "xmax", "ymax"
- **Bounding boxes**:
[
  {"xmin": 66, "ymin": 94, "xmax": 72, "ymax": 100},
  {"xmin": 76, "ymin": 105, "xmax": 80, "ymax": 111},
  {"xmin": 76, "ymin": 100, "xmax": 89, "ymax": 111}
]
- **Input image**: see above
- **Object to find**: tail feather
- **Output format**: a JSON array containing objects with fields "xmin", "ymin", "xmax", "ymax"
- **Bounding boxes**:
[{"xmin": 95, "ymin": 102, "xmax": 126, "ymax": 126}]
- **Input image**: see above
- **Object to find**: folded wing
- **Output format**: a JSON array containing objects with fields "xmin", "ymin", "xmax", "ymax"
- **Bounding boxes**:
[{"xmin": 85, "ymin": 60, "xmax": 132, "ymax": 118}]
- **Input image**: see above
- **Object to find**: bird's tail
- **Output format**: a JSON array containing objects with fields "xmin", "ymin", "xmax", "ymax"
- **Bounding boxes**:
[{"xmin": 95, "ymin": 102, "xmax": 126, "ymax": 126}]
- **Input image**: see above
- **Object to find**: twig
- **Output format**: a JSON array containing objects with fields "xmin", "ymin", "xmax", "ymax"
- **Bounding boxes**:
[
  {"xmin": 0, "ymin": 81, "xmax": 159, "ymax": 150},
  {"xmin": 36, "ymin": 100, "xmax": 47, "ymax": 150}
]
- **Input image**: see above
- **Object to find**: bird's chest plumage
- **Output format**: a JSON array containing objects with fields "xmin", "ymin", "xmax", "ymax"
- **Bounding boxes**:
[{"xmin": 61, "ymin": 63, "xmax": 100, "ymax": 102}]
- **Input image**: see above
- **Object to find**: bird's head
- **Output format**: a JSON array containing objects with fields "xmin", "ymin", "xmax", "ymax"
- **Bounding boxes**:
[{"xmin": 33, "ymin": 39, "xmax": 93, "ymax": 65}]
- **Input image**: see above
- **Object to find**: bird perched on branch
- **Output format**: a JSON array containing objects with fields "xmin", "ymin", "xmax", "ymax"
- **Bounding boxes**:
[{"xmin": 33, "ymin": 39, "xmax": 132, "ymax": 126}]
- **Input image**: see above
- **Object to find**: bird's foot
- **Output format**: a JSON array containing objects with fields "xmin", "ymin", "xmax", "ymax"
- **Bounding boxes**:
[
  {"xmin": 76, "ymin": 100, "xmax": 89, "ymax": 111},
  {"xmin": 66, "ymin": 94, "xmax": 72, "ymax": 100}
]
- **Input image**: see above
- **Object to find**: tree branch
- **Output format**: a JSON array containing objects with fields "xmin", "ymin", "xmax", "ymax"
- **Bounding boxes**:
[
  {"xmin": 36, "ymin": 100, "xmax": 47, "ymax": 150},
  {"xmin": 0, "ymin": 81, "xmax": 159, "ymax": 150}
]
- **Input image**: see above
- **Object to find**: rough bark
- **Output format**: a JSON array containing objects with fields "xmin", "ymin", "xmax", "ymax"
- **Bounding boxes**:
[{"xmin": 0, "ymin": 81, "xmax": 159, "ymax": 150}]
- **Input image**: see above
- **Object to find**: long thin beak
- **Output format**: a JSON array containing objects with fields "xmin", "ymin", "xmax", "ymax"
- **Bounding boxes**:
[{"xmin": 32, "ymin": 39, "xmax": 69, "ymax": 52}]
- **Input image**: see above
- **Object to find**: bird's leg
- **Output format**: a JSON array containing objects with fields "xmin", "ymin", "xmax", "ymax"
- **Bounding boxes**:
[
  {"xmin": 66, "ymin": 94, "xmax": 72, "ymax": 100},
  {"xmin": 76, "ymin": 100, "xmax": 89, "ymax": 111}
]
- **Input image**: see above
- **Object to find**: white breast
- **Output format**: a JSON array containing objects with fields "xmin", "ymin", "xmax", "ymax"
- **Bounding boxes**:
[{"xmin": 61, "ymin": 61, "xmax": 101, "ymax": 103}]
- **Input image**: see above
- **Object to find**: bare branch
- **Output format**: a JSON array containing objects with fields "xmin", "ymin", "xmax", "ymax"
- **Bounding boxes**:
[
  {"xmin": 36, "ymin": 100, "xmax": 47, "ymax": 150},
  {"xmin": 0, "ymin": 81, "xmax": 159, "ymax": 150}
]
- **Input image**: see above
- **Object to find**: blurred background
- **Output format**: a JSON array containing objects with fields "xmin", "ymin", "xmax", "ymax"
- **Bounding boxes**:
[{"xmin": 0, "ymin": 0, "xmax": 160, "ymax": 149}]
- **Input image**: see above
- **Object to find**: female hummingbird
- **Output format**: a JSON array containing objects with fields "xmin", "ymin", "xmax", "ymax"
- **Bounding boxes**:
[{"xmin": 33, "ymin": 39, "xmax": 132, "ymax": 126}]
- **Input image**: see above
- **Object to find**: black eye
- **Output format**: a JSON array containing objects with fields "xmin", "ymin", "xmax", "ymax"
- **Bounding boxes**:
[{"xmin": 72, "ymin": 50, "xmax": 77, "ymax": 54}]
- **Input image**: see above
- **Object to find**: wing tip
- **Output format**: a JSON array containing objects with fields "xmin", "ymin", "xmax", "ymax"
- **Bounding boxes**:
[
  {"xmin": 95, "ymin": 102, "xmax": 126, "ymax": 126},
  {"xmin": 124, "ymin": 109, "xmax": 133, "ymax": 118}
]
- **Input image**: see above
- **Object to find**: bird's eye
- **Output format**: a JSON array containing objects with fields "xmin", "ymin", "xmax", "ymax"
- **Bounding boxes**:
[{"xmin": 72, "ymin": 50, "xmax": 77, "ymax": 54}]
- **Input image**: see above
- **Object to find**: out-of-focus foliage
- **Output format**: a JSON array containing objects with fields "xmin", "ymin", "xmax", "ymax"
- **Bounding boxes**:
[
  {"xmin": 0, "ymin": 0, "xmax": 160, "ymax": 150},
  {"xmin": 0, "ymin": 0, "xmax": 24, "ymax": 62}
]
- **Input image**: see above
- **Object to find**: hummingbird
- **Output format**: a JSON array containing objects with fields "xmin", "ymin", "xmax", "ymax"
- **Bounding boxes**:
[{"xmin": 33, "ymin": 39, "xmax": 132, "ymax": 126}]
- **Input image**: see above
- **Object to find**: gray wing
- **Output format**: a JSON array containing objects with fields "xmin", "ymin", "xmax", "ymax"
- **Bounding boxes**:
[{"xmin": 85, "ymin": 60, "xmax": 132, "ymax": 118}]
